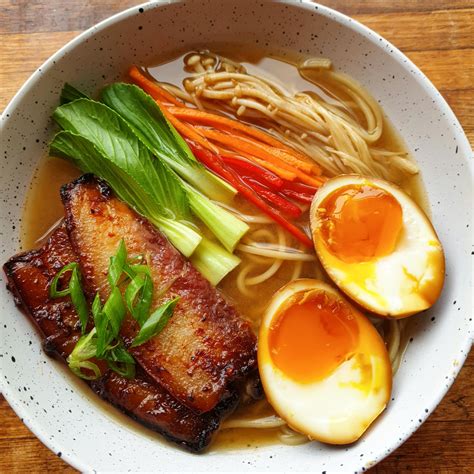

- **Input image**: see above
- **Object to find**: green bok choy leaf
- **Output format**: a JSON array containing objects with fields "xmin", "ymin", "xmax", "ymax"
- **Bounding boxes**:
[
  {"xmin": 60, "ymin": 83, "xmax": 88, "ymax": 105},
  {"xmin": 101, "ymin": 83, "xmax": 235, "ymax": 202},
  {"xmin": 51, "ymin": 98, "xmax": 240, "ymax": 283},
  {"xmin": 101, "ymin": 83, "xmax": 248, "ymax": 252},
  {"xmin": 50, "ymin": 130, "xmax": 201, "ymax": 257},
  {"xmin": 53, "ymin": 99, "xmax": 190, "ymax": 222}
]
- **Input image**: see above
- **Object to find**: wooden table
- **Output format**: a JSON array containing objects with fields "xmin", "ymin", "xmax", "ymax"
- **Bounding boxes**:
[{"xmin": 1, "ymin": 1, "xmax": 472, "ymax": 472}]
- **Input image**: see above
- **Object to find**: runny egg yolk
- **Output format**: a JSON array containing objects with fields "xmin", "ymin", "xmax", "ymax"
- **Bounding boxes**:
[
  {"xmin": 318, "ymin": 184, "xmax": 403, "ymax": 263},
  {"xmin": 268, "ymin": 291, "xmax": 359, "ymax": 383}
]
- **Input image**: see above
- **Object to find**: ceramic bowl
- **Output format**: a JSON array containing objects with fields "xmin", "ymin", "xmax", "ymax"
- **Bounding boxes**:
[{"xmin": 1, "ymin": 1, "xmax": 472, "ymax": 471}]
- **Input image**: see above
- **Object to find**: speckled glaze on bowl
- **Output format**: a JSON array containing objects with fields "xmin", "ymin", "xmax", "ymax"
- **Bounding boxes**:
[{"xmin": 1, "ymin": 1, "xmax": 472, "ymax": 471}]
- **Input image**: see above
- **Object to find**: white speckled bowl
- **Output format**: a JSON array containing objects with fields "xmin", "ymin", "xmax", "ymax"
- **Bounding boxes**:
[{"xmin": 1, "ymin": 1, "xmax": 472, "ymax": 471}]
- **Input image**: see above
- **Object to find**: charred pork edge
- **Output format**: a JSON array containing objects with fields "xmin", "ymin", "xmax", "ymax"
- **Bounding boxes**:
[{"xmin": 2, "ymin": 242, "xmax": 232, "ymax": 452}]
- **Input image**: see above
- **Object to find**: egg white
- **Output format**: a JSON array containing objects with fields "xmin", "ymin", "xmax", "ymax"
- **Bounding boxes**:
[
  {"xmin": 259, "ymin": 279, "xmax": 392, "ymax": 445},
  {"xmin": 310, "ymin": 175, "xmax": 445, "ymax": 318}
]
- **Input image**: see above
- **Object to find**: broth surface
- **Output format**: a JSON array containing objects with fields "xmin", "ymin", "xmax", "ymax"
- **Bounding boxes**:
[
  {"xmin": 21, "ymin": 156, "xmax": 80, "ymax": 250},
  {"xmin": 20, "ymin": 48, "xmax": 428, "ymax": 451}
]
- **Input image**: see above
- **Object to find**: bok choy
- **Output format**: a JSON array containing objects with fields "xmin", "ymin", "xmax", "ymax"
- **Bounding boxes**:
[
  {"xmin": 53, "ymin": 99, "xmax": 190, "ymax": 223},
  {"xmin": 60, "ymin": 83, "xmax": 88, "ymax": 105},
  {"xmin": 50, "ymin": 130, "xmax": 201, "ymax": 257},
  {"xmin": 51, "ymin": 97, "xmax": 241, "ymax": 283},
  {"xmin": 101, "ymin": 83, "xmax": 248, "ymax": 252},
  {"xmin": 101, "ymin": 83, "xmax": 235, "ymax": 203}
]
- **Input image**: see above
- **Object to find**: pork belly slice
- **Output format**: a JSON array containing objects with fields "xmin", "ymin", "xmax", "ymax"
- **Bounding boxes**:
[
  {"xmin": 3, "ymin": 225, "xmax": 234, "ymax": 451},
  {"xmin": 61, "ymin": 175, "xmax": 257, "ymax": 414},
  {"xmin": 4, "ymin": 224, "xmax": 82, "ymax": 359}
]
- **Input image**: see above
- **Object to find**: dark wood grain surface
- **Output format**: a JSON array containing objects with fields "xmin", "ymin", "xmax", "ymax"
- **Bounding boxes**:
[{"xmin": 1, "ymin": 1, "xmax": 472, "ymax": 472}]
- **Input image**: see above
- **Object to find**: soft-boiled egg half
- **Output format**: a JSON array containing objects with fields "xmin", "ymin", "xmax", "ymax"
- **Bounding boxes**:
[
  {"xmin": 310, "ymin": 175, "xmax": 445, "ymax": 318},
  {"xmin": 259, "ymin": 279, "xmax": 392, "ymax": 444}
]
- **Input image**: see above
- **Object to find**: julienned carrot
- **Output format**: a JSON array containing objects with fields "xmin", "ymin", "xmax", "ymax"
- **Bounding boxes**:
[
  {"xmin": 128, "ymin": 68, "xmax": 326, "ymax": 181},
  {"xmin": 215, "ymin": 146, "xmax": 298, "ymax": 181},
  {"xmin": 262, "ymin": 146, "xmax": 315, "ymax": 174},
  {"xmin": 204, "ymin": 130, "xmax": 301, "ymax": 178},
  {"xmin": 197, "ymin": 128, "xmax": 323, "ymax": 187},
  {"xmin": 167, "ymin": 106, "xmax": 322, "ymax": 174},
  {"xmin": 247, "ymin": 145, "xmax": 325, "ymax": 186},
  {"xmin": 161, "ymin": 107, "xmax": 218, "ymax": 154},
  {"xmin": 248, "ymin": 156, "xmax": 298, "ymax": 182},
  {"xmin": 129, "ymin": 66, "xmax": 184, "ymax": 107},
  {"xmin": 188, "ymin": 142, "xmax": 313, "ymax": 247},
  {"xmin": 225, "ymin": 128, "xmax": 319, "ymax": 175},
  {"xmin": 168, "ymin": 106, "xmax": 285, "ymax": 147}
]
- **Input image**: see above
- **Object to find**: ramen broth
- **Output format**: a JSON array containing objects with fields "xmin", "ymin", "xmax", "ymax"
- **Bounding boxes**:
[{"xmin": 20, "ymin": 49, "xmax": 427, "ymax": 450}]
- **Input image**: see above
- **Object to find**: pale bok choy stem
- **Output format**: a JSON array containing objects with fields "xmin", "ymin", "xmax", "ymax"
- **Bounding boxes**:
[{"xmin": 190, "ymin": 237, "xmax": 241, "ymax": 286}]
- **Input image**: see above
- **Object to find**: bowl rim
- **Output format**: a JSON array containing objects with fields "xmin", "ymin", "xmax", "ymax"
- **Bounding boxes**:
[{"xmin": 1, "ymin": 1, "xmax": 472, "ymax": 472}]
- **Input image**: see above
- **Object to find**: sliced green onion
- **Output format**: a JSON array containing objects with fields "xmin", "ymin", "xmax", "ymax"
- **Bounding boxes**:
[
  {"xmin": 69, "ymin": 360, "xmax": 102, "ymax": 380},
  {"xmin": 108, "ymin": 239, "xmax": 127, "ymax": 287},
  {"xmin": 94, "ymin": 286, "xmax": 126, "ymax": 358},
  {"xmin": 50, "ymin": 262, "xmax": 88, "ymax": 333},
  {"xmin": 49, "ymin": 262, "xmax": 76, "ymax": 298},
  {"xmin": 125, "ymin": 273, "xmax": 153, "ymax": 327},
  {"xmin": 131, "ymin": 297, "xmax": 179, "ymax": 347},
  {"xmin": 69, "ymin": 266, "xmax": 89, "ymax": 334},
  {"xmin": 67, "ymin": 328, "xmax": 102, "ymax": 380},
  {"xmin": 103, "ymin": 286, "xmax": 126, "ymax": 339},
  {"xmin": 91, "ymin": 292, "xmax": 102, "ymax": 317},
  {"xmin": 92, "ymin": 294, "xmax": 110, "ymax": 358},
  {"xmin": 53, "ymin": 240, "xmax": 180, "ymax": 380},
  {"xmin": 106, "ymin": 344, "xmax": 135, "ymax": 379},
  {"xmin": 124, "ymin": 263, "xmax": 151, "ymax": 278}
]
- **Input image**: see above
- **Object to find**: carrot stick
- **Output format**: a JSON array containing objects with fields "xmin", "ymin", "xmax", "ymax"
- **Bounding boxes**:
[
  {"xmin": 162, "ymin": 109, "xmax": 218, "ymax": 154},
  {"xmin": 129, "ymin": 68, "xmax": 325, "ymax": 179},
  {"xmin": 198, "ymin": 128, "xmax": 323, "ymax": 187},
  {"xmin": 213, "ymin": 146, "xmax": 298, "ymax": 181},
  {"xmin": 239, "ymin": 154, "xmax": 299, "ymax": 181},
  {"xmin": 243, "ymin": 143, "xmax": 326, "ymax": 187},
  {"xmin": 167, "ymin": 106, "xmax": 321, "ymax": 174},
  {"xmin": 226, "ymin": 129, "xmax": 320, "ymax": 175},
  {"xmin": 257, "ymin": 144, "xmax": 316, "ymax": 174},
  {"xmin": 129, "ymin": 66, "xmax": 184, "ymax": 107}
]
